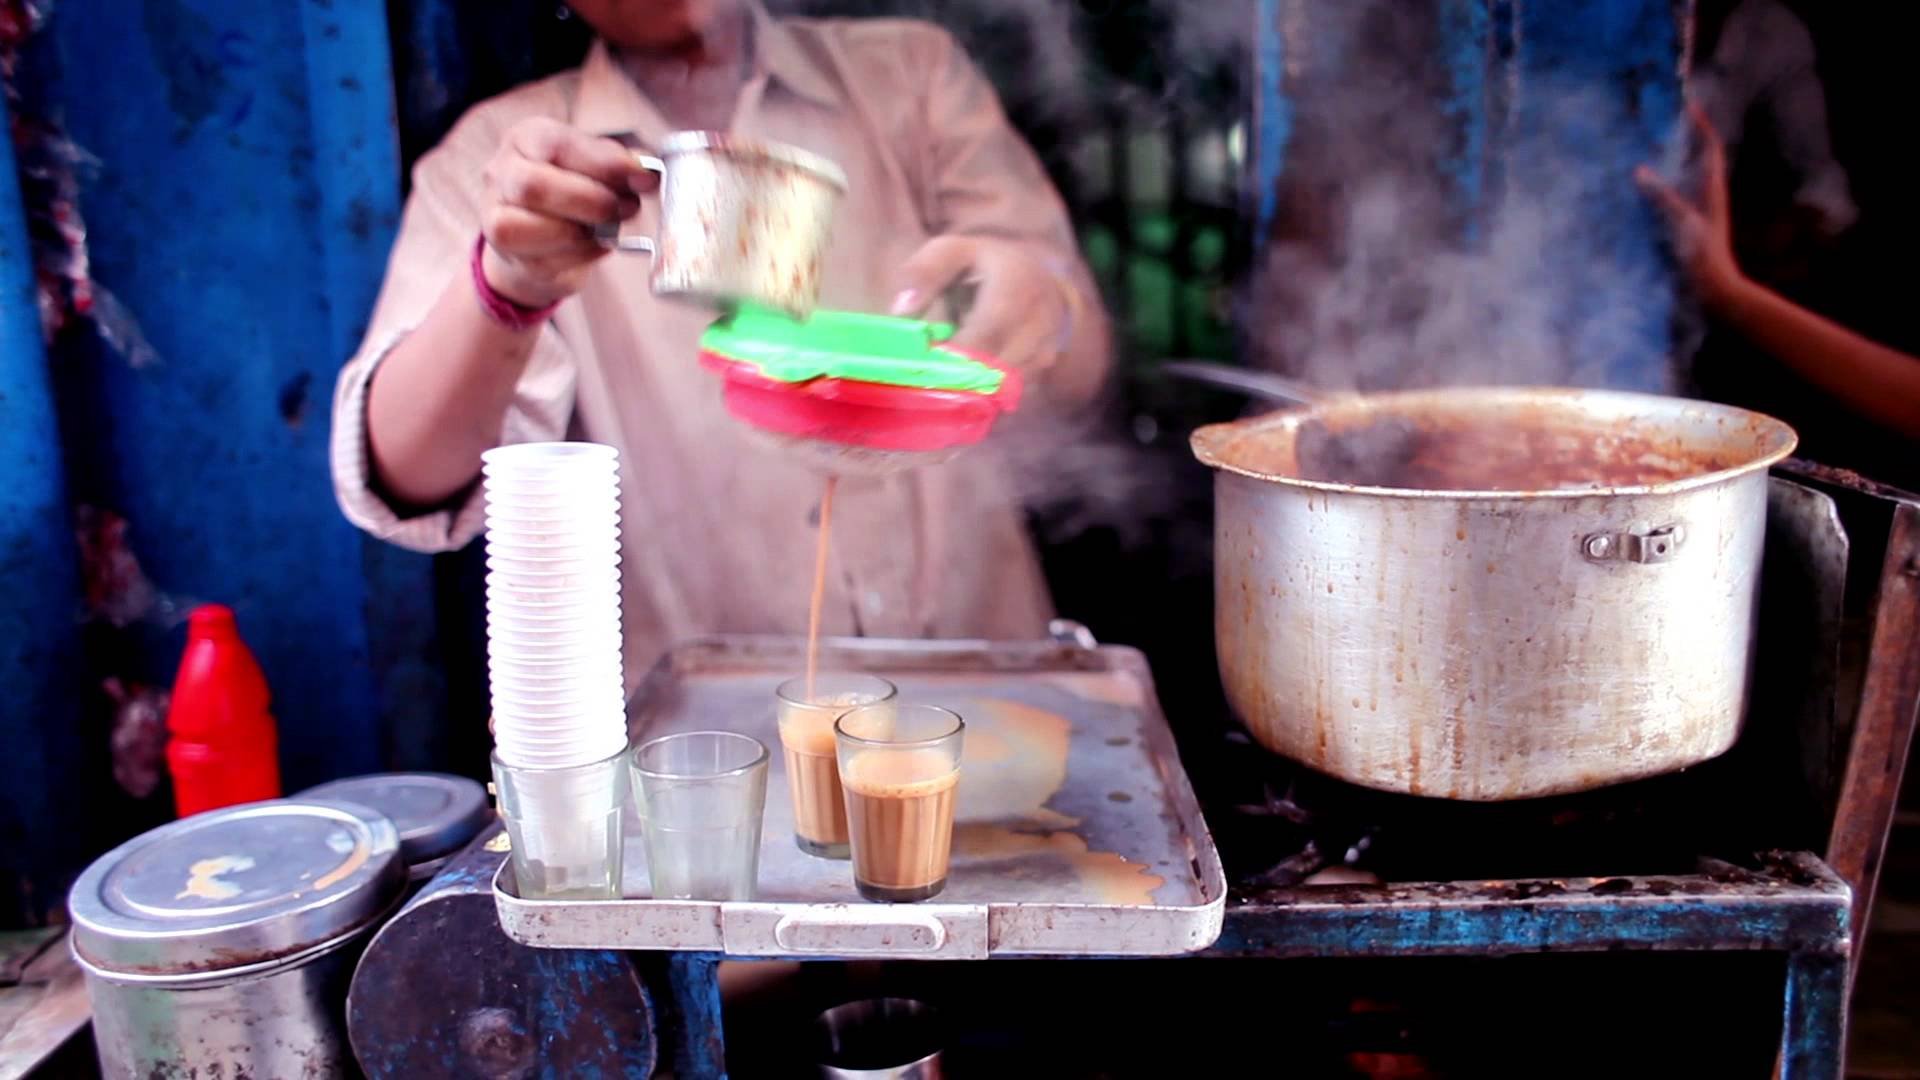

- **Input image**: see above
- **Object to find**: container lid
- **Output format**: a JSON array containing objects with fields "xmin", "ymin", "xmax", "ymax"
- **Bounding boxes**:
[
  {"xmin": 700, "ymin": 305, "xmax": 1014, "ymax": 399},
  {"xmin": 297, "ymin": 773, "xmax": 492, "ymax": 866},
  {"xmin": 68, "ymin": 799, "xmax": 404, "ymax": 977}
]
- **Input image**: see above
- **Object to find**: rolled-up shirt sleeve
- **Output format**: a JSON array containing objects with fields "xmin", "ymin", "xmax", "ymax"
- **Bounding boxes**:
[
  {"xmin": 905, "ymin": 24, "xmax": 1112, "ymax": 406},
  {"xmin": 329, "ymin": 112, "xmax": 577, "ymax": 554}
]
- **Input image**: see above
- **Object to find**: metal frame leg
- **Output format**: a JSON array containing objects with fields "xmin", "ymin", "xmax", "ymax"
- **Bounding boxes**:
[
  {"xmin": 1780, "ymin": 951, "xmax": 1848, "ymax": 1080},
  {"xmin": 665, "ymin": 952, "xmax": 728, "ymax": 1079}
]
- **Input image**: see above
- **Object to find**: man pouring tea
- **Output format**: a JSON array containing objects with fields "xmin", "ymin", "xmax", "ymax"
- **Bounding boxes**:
[{"xmin": 330, "ymin": 0, "xmax": 1111, "ymax": 685}]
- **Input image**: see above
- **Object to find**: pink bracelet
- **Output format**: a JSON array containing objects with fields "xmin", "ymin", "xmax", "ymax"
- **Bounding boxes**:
[{"xmin": 471, "ymin": 237, "xmax": 560, "ymax": 331}]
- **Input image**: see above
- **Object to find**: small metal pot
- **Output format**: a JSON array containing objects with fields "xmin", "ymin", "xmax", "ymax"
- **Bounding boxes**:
[
  {"xmin": 813, "ymin": 998, "xmax": 944, "ymax": 1080},
  {"xmin": 597, "ymin": 130, "xmax": 848, "ymax": 317},
  {"xmin": 69, "ymin": 799, "xmax": 405, "ymax": 1078}
]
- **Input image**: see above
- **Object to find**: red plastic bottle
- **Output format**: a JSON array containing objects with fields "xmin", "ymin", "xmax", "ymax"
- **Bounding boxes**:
[{"xmin": 165, "ymin": 604, "xmax": 282, "ymax": 817}]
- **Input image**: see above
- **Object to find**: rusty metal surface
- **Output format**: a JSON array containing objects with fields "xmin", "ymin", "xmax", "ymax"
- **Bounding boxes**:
[
  {"xmin": 1192, "ymin": 386, "xmax": 1797, "ymax": 498},
  {"xmin": 1760, "ymin": 479, "xmax": 1852, "ymax": 825},
  {"xmin": 1212, "ymin": 850, "xmax": 1851, "ymax": 959},
  {"xmin": 348, "ymin": 820, "xmax": 661, "ymax": 1079},
  {"xmin": 494, "ymin": 634, "xmax": 1226, "ymax": 957},
  {"xmin": 1825, "ymin": 502, "xmax": 1920, "ymax": 950},
  {"xmin": 1206, "ymin": 432, "xmax": 1777, "ymax": 801}
]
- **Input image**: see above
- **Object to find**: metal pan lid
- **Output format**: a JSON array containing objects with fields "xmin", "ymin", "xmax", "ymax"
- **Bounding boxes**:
[
  {"xmin": 68, "ymin": 799, "xmax": 404, "ymax": 977},
  {"xmin": 297, "ymin": 773, "xmax": 492, "ymax": 866}
]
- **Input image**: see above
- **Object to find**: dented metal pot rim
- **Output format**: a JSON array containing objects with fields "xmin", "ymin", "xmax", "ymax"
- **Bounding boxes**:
[{"xmin": 1191, "ymin": 385, "xmax": 1799, "ymax": 501}]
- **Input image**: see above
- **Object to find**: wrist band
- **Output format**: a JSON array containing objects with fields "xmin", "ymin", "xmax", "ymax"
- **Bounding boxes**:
[{"xmin": 471, "ymin": 236, "xmax": 560, "ymax": 331}]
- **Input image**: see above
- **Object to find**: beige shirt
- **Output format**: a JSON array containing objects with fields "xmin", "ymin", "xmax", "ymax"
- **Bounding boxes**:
[{"xmin": 330, "ymin": 10, "xmax": 1107, "ymax": 691}]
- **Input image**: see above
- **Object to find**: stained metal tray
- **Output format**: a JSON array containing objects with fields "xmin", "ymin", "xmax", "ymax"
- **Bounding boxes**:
[{"xmin": 493, "ymin": 632, "xmax": 1226, "ymax": 958}]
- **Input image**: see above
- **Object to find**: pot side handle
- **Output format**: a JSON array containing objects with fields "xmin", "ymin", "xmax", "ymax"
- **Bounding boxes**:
[{"xmin": 1582, "ymin": 524, "xmax": 1686, "ymax": 564}]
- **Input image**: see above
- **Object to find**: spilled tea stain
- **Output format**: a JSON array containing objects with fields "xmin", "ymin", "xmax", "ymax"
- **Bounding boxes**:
[
  {"xmin": 176, "ymin": 855, "xmax": 255, "ymax": 901},
  {"xmin": 954, "ymin": 826, "xmax": 1165, "ymax": 906},
  {"xmin": 957, "ymin": 697, "xmax": 1073, "ymax": 828},
  {"xmin": 948, "ymin": 696, "xmax": 1164, "ymax": 905}
]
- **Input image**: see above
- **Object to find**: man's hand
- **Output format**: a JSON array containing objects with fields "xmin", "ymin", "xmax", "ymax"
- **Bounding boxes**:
[
  {"xmin": 890, "ymin": 236, "xmax": 1079, "ymax": 377},
  {"xmin": 1636, "ymin": 104, "xmax": 1745, "ymax": 311},
  {"xmin": 479, "ymin": 118, "xmax": 658, "ymax": 309}
]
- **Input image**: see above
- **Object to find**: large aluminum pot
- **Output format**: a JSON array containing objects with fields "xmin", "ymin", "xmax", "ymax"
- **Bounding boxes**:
[
  {"xmin": 1192, "ymin": 386, "xmax": 1798, "ymax": 800},
  {"xmin": 597, "ymin": 130, "xmax": 848, "ymax": 317}
]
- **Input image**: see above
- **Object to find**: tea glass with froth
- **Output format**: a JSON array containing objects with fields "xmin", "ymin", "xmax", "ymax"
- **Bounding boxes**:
[
  {"xmin": 774, "ymin": 675, "xmax": 897, "ymax": 859},
  {"xmin": 834, "ymin": 703, "xmax": 964, "ymax": 903}
]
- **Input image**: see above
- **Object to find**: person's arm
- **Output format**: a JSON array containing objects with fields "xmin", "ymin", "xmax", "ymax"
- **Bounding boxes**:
[
  {"xmin": 366, "ymin": 117, "xmax": 654, "ymax": 507},
  {"xmin": 1638, "ymin": 105, "xmax": 1920, "ymax": 439},
  {"xmin": 885, "ymin": 25, "xmax": 1112, "ymax": 408},
  {"xmin": 1712, "ymin": 279, "xmax": 1920, "ymax": 439}
]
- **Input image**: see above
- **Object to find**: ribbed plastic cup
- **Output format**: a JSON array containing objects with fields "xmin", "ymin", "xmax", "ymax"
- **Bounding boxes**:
[{"xmin": 492, "ymin": 748, "xmax": 627, "ymax": 899}]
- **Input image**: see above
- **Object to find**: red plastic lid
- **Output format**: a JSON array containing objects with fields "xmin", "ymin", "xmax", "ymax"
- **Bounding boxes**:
[{"xmin": 702, "ymin": 347, "xmax": 1021, "ymax": 452}]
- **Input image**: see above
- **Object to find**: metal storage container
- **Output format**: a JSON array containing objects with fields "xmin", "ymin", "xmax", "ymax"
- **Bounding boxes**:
[
  {"xmin": 68, "ymin": 799, "xmax": 404, "ymax": 1078},
  {"xmin": 300, "ymin": 772, "xmax": 492, "ymax": 883}
]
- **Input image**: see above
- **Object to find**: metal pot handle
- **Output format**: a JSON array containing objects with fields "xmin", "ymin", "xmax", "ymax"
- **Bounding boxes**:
[{"xmin": 592, "ymin": 131, "xmax": 667, "ymax": 255}]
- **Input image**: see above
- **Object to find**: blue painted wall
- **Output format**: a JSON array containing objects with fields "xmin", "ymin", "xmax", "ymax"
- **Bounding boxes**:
[
  {"xmin": 1250, "ymin": 0, "xmax": 1686, "ymax": 389},
  {"xmin": 0, "ymin": 89, "xmax": 88, "ymax": 924},
  {"xmin": 19, "ymin": 0, "xmax": 437, "ymax": 796}
]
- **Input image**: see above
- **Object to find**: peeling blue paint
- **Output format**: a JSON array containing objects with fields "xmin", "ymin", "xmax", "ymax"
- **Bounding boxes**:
[
  {"xmin": 1252, "ymin": 0, "xmax": 1290, "ymax": 240},
  {"xmin": 24, "ymin": 0, "xmax": 429, "ymax": 789},
  {"xmin": 0, "ymin": 91, "xmax": 89, "ymax": 924},
  {"xmin": 1438, "ymin": 0, "xmax": 1493, "ymax": 233}
]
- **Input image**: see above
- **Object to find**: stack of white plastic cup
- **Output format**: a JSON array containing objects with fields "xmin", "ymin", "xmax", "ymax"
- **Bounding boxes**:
[{"xmin": 483, "ymin": 442, "xmax": 628, "ymax": 893}]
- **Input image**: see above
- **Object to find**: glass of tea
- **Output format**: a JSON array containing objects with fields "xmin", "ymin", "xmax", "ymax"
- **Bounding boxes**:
[
  {"xmin": 775, "ymin": 674, "xmax": 897, "ymax": 858},
  {"xmin": 834, "ymin": 703, "xmax": 964, "ymax": 903}
]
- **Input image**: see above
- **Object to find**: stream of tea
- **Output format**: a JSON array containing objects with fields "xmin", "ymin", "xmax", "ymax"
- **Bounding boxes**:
[{"xmin": 804, "ymin": 476, "xmax": 838, "ymax": 700}]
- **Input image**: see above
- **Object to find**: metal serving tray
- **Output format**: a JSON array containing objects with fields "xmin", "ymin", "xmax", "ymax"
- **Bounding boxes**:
[{"xmin": 494, "ymin": 632, "xmax": 1225, "ymax": 958}]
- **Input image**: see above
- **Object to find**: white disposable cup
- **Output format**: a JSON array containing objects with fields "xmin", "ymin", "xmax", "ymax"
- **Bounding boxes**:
[
  {"xmin": 483, "ymin": 507, "xmax": 618, "ymax": 526},
  {"xmin": 490, "ymin": 665, "xmax": 624, "ymax": 691},
  {"xmin": 483, "ymin": 441, "xmax": 617, "ymax": 465},
  {"xmin": 495, "ymin": 726, "xmax": 627, "ymax": 757},
  {"xmin": 482, "ymin": 544, "xmax": 621, "ymax": 566},
  {"xmin": 488, "ymin": 614, "xmax": 621, "ymax": 638},
  {"xmin": 487, "ymin": 589, "xmax": 620, "ymax": 609},
  {"xmin": 494, "ymin": 701, "xmax": 625, "ymax": 724},
  {"xmin": 483, "ymin": 485, "xmax": 619, "ymax": 504},
  {"xmin": 485, "ymin": 612, "xmax": 622, "ymax": 636},
  {"xmin": 495, "ymin": 726, "xmax": 626, "ymax": 752},
  {"xmin": 493, "ymin": 691, "xmax": 625, "ymax": 714},
  {"xmin": 487, "ymin": 623, "xmax": 621, "ymax": 646},
  {"xmin": 483, "ymin": 476, "xmax": 619, "ymax": 495},
  {"xmin": 484, "ymin": 532, "xmax": 621, "ymax": 550},
  {"xmin": 485, "ymin": 569, "xmax": 615, "ymax": 592},
  {"xmin": 486, "ymin": 632, "xmax": 623, "ymax": 659},
  {"xmin": 488, "ymin": 551, "xmax": 622, "ymax": 574},
  {"xmin": 483, "ymin": 469, "xmax": 619, "ymax": 492},
  {"xmin": 487, "ymin": 640, "xmax": 620, "ymax": 666},
  {"xmin": 483, "ymin": 488, "xmax": 618, "ymax": 507},
  {"xmin": 490, "ymin": 671, "xmax": 625, "ymax": 699},
  {"xmin": 494, "ymin": 726, "xmax": 628, "ymax": 767},
  {"xmin": 482, "ymin": 524, "xmax": 620, "ymax": 545}
]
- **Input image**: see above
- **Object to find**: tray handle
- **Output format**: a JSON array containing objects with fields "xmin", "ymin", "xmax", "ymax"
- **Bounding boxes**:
[{"xmin": 721, "ymin": 903, "xmax": 988, "ymax": 958}]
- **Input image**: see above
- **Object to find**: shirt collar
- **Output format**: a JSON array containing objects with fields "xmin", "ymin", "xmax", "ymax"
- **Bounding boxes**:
[
  {"xmin": 571, "ymin": 2, "xmax": 840, "ymax": 138},
  {"xmin": 746, "ymin": 2, "xmax": 842, "ymax": 108}
]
